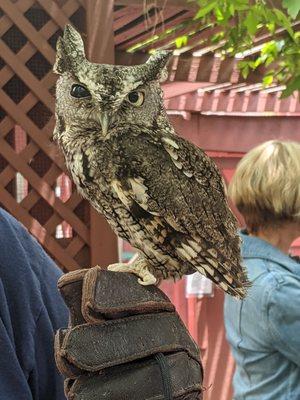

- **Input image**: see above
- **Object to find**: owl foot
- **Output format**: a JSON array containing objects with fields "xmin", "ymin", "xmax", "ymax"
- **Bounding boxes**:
[{"xmin": 107, "ymin": 260, "xmax": 157, "ymax": 286}]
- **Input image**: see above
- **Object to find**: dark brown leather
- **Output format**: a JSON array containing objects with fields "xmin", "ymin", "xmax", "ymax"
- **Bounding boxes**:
[
  {"xmin": 64, "ymin": 352, "xmax": 202, "ymax": 400},
  {"xmin": 54, "ymin": 329, "xmax": 84, "ymax": 378},
  {"xmin": 59, "ymin": 266, "xmax": 175, "ymax": 323},
  {"xmin": 55, "ymin": 266, "xmax": 203, "ymax": 399},
  {"xmin": 55, "ymin": 312, "xmax": 199, "ymax": 373},
  {"xmin": 84, "ymin": 266, "xmax": 176, "ymax": 320},
  {"xmin": 57, "ymin": 269, "xmax": 89, "ymax": 326}
]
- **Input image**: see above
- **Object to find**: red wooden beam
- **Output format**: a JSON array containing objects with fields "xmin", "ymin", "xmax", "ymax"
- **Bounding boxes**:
[
  {"xmin": 117, "ymin": 10, "xmax": 193, "ymax": 51},
  {"xmin": 115, "ymin": 7, "xmax": 185, "ymax": 47},
  {"xmin": 87, "ymin": 0, "xmax": 115, "ymax": 64},
  {"xmin": 164, "ymin": 88, "xmax": 300, "ymax": 114},
  {"xmin": 114, "ymin": 0, "xmax": 197, "ymax": 9},
  {"xmin": 169, "ymin": 114, "xmax": 300, "ymax": 153},
  {"xmin": 115, "ymin": 51, "xmax": 265, "ymax": 83},
  {"xmin": 114, "ymin": 8, "xmax": 142, "ymax": 31}
]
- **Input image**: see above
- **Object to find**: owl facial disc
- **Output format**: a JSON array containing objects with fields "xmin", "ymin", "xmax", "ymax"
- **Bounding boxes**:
[{"xmin": 54, "ymin": 25, "xmax": 174, "ymax": 138}]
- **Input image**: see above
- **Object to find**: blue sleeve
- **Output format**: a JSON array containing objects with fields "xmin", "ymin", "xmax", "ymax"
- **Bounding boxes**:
[
  {"xmin": 0, "ymin": 209, "xmax": 69, "ymax": 399},
  {"xmin": 0, "ymin": 314, "xmax": 33, "ymax": 399},
  {"xmin": 31, "ymin": 310, "xmax": 67, "ymax": 400},
  {"xmin": 267, "ymin": 276, "xmax": 300, "ymax": 367}
]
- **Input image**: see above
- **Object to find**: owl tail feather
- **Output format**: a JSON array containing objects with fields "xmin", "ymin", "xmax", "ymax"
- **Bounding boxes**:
[{"xmin": 194, "ymin": 261, "xmax": 251, "ymax": 300}]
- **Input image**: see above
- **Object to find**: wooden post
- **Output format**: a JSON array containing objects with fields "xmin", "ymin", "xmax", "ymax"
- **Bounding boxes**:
[
  {"xmin": 86, "ymin": 0, "xmax": 118, "ymax": 266},
  {"xmin": 86, "ymin": 0, "xmax": 115, "ymax": 64}
]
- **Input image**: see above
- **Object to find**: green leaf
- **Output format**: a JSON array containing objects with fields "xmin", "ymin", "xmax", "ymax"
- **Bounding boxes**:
[
  {"xmin": 211, "ymin": 31, "xmax": 225, "ymax": 43},
  {"xmin": 265, "ymin": 55, "xmax": 275, "ymax": 66},
  {"xmin": 235, "ymin": 0, "xmax": 249, "ymax": 5},
  {"xmin": 237, "ymin": 60, "xmax": 248, "ymax": 69},
  {"xmin": 281, "ymin": 76, "xmax": 300, "ymax": 97},
  {"xmin": 244, "ymin": 11, "xmax": 259, "ymax": 36},
  {"xmin": 142, "ymin": 0, "xmax": 300, "ymax": 98},
  {"xmin": 266, "ymin": 22, "xmax": 275, "ymax": 34},
  {"xmin": 273, "ymin": 9, "xmax": 294, "ymax": 37},
  {"xmin": 263, "ymin": 75, "xmax": 273, "ymax": 85},
  {"xmin": 261, "ymin": 40, "xmax": 284, "ymax": 57},
  {"xmin": 254, "ymin": 57, "xmax": 263, "ymax": 68},
  {"xmin": 233, "ymin": 1, "xmax": 249, "ymax": 12},
  {"xmin": 194, "ymin": 1, "xmax": 217, "ymax": 19},
  {"xmin": 248, "ymin": 61, "xmax": 257, "ymax": 69},
  {"xmin": 282, "ymin": 0, "xmax": 300, "ymax": 19},
  {"xmin": 175, "ymin": 35, "xmax": 188, "ymax": 48},
  {"xmin": 238, "ymin": 63, "xmax": 250, "ymax": 79},
  {"xmin": 214, "ymin": 7, "xmax": 224, "ymax": 22},
  {"xmin": 229, "ymin": 3, "xmax": 235, "ymax": 16}
]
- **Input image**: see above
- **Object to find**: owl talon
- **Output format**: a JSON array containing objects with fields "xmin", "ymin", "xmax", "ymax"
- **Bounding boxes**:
[
  {"xmin": 137, "ymin": 274, "xmax": 157, "ymax": 286},
  {"xmin": 107, "ymin": 263, "xmax": 129, "ymax": 273},
  {"xmin": 107, "ymin": 260, "xmax": 157, "ymax": 286}
]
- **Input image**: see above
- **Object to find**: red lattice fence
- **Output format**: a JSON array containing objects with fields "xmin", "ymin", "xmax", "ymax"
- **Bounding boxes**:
[{"xmin": 0, "ymin": 0, "xmax": 91, "ymax": 270}]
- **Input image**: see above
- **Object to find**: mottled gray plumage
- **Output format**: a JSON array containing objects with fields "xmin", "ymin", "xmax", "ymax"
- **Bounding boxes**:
[{"xmin": 54, "ymin": 25, "xmax": 250, "ymax": 298}]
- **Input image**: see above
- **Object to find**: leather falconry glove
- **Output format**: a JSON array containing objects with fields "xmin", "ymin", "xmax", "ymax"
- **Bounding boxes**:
[{"xmin": 55, "ymin": 266, "xmax": 203, "ymax": 400}]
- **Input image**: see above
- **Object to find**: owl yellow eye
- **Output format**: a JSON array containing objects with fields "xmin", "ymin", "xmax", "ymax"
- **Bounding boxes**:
[
  {"xmin": 127, "ymin": 91, "xmax": 145, "ymax": 106},
  {"xmin": 70, "ymin": 84, "xmax": 90, "ymax": 98}
]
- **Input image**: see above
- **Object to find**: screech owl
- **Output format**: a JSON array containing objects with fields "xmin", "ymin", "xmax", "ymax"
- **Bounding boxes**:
[{"xmin": 53, "ymin": 25, "xmax": 250, "ymax": 298}]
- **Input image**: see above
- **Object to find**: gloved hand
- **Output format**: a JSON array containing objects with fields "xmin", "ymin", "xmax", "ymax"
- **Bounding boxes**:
[{"xmin": 55, "ymin": 266, "xmax": 203, "ymax": 399}]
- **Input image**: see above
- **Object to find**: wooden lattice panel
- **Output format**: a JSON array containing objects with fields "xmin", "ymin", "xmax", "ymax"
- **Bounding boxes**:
[{"xmin": 0, "ymin": 0, "xmax": 90, "ymax": 270}]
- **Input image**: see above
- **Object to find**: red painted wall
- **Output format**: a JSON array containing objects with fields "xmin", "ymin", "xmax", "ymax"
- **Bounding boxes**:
[
  {"xmin": 164, "ymin": 113, "xmax": 300, "ymax": 399},
  {"xmin": 161, "ymin": 279, "xmax": 235, "ymax": 400}
]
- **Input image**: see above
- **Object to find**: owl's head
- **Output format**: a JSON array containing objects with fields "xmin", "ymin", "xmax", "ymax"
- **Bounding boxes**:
[{"xmin": 54, "ymin": 25, "xmax": 171, "ymax": 138}]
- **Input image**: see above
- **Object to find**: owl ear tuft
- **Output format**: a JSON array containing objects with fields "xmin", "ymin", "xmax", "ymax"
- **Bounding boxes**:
[
  {"xmin": 146, "ymin": 50, "xmax": 172, "ymax": 82},
  {"xmin": 53, "ymin": 25, "xmax": 86, "ymax": 75},
  {"xmin": 53, "ymin": 36, "xmax": 67, "ymax": 74}
]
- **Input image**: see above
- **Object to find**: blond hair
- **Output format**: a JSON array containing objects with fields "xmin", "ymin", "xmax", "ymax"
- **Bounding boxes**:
[{"xmin": 229, "ymin": 140, "xmax": 300, "ymax": 232}]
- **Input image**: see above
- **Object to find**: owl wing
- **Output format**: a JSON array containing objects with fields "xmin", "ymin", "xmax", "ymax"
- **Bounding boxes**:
[
  {"xmin": 114, "ymin": 130, "xmax": 249, "ymax": 296},
  {"xmin": 159, "ymin": 135, "xmax": 239, "ymax": 247}
]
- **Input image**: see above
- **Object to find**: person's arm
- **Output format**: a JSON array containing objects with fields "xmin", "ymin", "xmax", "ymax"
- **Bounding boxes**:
[
  {"xmin": 33, "ymin": 310, "xmax": 67, "ymax": 400},
  {"xmin": 0, "ymin": 315, "xmax": 33, "ymax": 399},
  {"xmin": 0, "ymin": 208, "xmax": 68, "ymax": 400},
  {"xmin": 267, "ymin": 275, "xmax": 300, "ymax": 367}
]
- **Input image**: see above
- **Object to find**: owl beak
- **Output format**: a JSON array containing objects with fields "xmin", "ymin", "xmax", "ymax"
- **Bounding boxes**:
[{"xmin": 99, "ymin": 112, "xmax": 109, "ymax": 136}]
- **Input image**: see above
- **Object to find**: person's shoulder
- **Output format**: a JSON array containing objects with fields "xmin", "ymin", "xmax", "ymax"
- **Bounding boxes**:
[
  {"xmin": 241, "ymin": 231, "xmax": 300, "ymax": 281},
  {"xmin": 236, "ymin": 259, "xmax": 282, "ymax": 308},
  {"xmin": 0, "ymin": 208, "xmax": 60, "ymax": 272},
  {"xmin": 0, "ymin": 208, "xmax": 68, "ymax": 328},
  {"xmin": 243, "ymin": 257, "xmax": 277, "ymax": 286},
  {"xmin": 257, "ymin": 261, "xmax": 300, "ymax": 316},
  {"xmin": 0, "ymin": 208, "xmax": 63, "ymax": 295},
  {"xmin": 0, "ymin": 207, "xmax": 25, "ymax": 232},
  {"xmin": 270, "ymin": 269, "xmax": 300, "ymax": 292},
  {"xmin": 263, "ymin": 254, "xmax": 300, "ymax": 289},
  {"xmin": 267, "ymin": 270, "xmax": 300, "ymax": 330},
  {"xmin": 0, "ymin": 208, "xmax": 34, "ymax": 249},
  {"xmin": 244, "ymin": 250, "xmax": 299, "ymax": 286}
]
